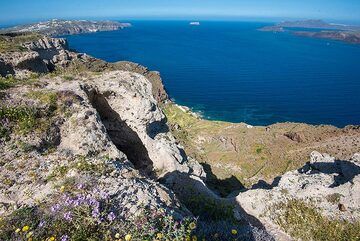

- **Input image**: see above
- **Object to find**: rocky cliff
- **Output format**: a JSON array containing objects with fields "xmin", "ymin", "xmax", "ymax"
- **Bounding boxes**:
[
  {"xmin": 1, "ymin": 19, "xmax": 131, "ymax": 36},
  {"xmin": 0, "ymin": 32, "xmax": 359, "ymax": 241},
  {"xmin": 0, "ymin": 33, "xmax": 275, "ymax": 241}
]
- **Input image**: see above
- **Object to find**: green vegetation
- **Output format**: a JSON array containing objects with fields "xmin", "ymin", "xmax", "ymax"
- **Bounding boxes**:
[
  {"xmin": 47, "ymin": 157, "xmax": 114, "ymax": 181},
  {"xmin": 183, "ymin": 194, "xmax": 235, "ymax": 221},
  {"xmin": 63, "ymin": 75, "xmax": 74, "ymax": 81},
  {"xmin": 0, "ymin": 76, "xmax": 17, "ymax": 90},
  {"xmin": 0, "ymin": 33, "xmax": 42, "ymax": 53},
  {"xmin": 0, "ymin": 90, "xmax": 61, "ymax": 144},
  {"xmin": 163, "ymin": 103, "xmax": 351, "ymax": 189},
  {"xmin": 0, "ymin": 74, "xmax": 39, "ymax": 90},
  {"xmin": 163, "ymin": 103, "xmax": 277, "ymax": 187},
  {"xmin": 273, "ymin": 199, "xmax": 360, "ymax": 241},
  {"xmin": 255, "ymin": 145, "xmax": 263, "ymax": 154},
  {"xmin": 26, "ymin": 90, "xmax": 58, "ymax": 115},
  {"xmin": 26, "ymin": 90, "xmax": 57, "ymax": 106},
  {"xmin": 0, "ymin": 106, "xmax": 37, "ymax": 136},
  {"xmin": 0, "ymin": 198, "xmax": 195, "ymax": 241}
]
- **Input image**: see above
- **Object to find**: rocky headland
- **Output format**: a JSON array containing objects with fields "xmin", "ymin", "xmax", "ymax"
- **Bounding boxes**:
[
  {"xmin": 0, "ymin": 23, "xmax": 359, "ymax": 241},
  {"xmin": 1, "ymin": 19, "xmax": 131, "ymax": 37},
  {"xmin": 259, "ymin": 19, "xmax": 360, "ymax": 44}
]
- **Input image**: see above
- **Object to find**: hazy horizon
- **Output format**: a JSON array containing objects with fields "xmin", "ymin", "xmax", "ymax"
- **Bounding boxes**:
[{"xmin": 1, "ymin": 0, "xmax": 360, "ymax": 25}]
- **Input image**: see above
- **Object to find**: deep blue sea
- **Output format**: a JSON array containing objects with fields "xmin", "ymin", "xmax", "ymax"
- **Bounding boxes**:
[{"xmin": 65, "ymin": 21, "xmax": 360, "ymax": 127}]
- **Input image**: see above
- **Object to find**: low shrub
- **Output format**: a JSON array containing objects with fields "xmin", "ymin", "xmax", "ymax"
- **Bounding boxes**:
[
  {"xmin": 0, "ymin": 106, "xmax": 38, "ymax": 136},
  {"xmin": 0, "ymin": 187, "xmax": 195, "ymax": 241},
  {"xmin": 183, "ymin": 194, "xmax": 234, "ymax": 222},
  {"xmin": 273, "ymin": 199, "xmax": 360, "ymax": 241}
]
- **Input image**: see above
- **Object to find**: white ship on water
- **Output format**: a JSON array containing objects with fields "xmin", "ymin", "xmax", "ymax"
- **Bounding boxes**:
[{"xmin": 190, "ymin": 21, "xmax": 200, "ymax": 26}]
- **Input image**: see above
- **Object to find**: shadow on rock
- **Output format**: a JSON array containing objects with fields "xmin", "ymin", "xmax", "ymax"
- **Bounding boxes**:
[
  {"xmin": 84, "ymin": 86, "xmax": 155, "ymax": 177},
  {"xmin": 159, "ymin": 170, "xmax": 275, "ymax": 241},
  {"xmin": 299, "ymin": 159, "xmax": 360, "ymax": 187},
  {"xmin": 201, "ymin": 163, "xmax": 246, "ymax": 197}
]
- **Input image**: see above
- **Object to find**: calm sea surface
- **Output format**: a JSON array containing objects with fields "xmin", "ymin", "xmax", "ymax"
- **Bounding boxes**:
[{"xmin": 65, "ymin": 21, "xmax": 360, "ymax": 127}]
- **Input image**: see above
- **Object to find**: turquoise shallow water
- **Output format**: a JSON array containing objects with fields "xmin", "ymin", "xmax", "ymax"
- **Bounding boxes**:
[{"xmin": 65, "ymin": 21, "xmax": 360, "ymax": 127}]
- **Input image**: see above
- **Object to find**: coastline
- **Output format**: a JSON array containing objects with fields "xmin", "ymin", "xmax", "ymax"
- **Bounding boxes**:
[{"xmin": 1, "ymin": 24, "xmax": 359, "ymax": 241}]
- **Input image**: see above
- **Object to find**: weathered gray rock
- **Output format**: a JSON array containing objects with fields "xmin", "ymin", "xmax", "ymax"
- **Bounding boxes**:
[
  {"xmin": 309, "ymin": 151, "xmax": 339, "ymax": 173},
  {"xmin": 0, "ymin": 72, "xmax": 194, "ymax": 219},
  {"xmin": 0, "ymin": 36, "xmax": 79, "ymax": 76},
  {"xmin": 234, "ymin": 152, "xmax": 360, "ymax": 241}
]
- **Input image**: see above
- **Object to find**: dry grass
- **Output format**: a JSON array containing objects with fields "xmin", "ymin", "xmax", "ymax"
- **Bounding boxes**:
[
  {"xmin": 163, "ymin": 103, "xmax": 360, "ymax": 188},
  {"xmin": 272, "ymin": 199, "xmax": 360, "ymax": 241}
]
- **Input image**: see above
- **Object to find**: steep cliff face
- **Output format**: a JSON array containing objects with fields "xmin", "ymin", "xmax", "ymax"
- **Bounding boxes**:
[
  {"xmin": 0, "ymin": 33, "xmax": 278, "ymax": 240},
  {"xmin": 0, "ymin": 71, "xmax": 190, "ymax": 218},
  {"xmin": 1, "ymin": 32, "xmax": 359, "ymax": 240},
  {"xmin": 0, "ymin": 35, "xmax": 84, "ymax": 76}
]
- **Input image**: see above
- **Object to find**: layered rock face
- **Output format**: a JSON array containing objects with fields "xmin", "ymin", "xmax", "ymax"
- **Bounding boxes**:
[{"xmin": 0, "ymin": 36, "xmax": 84, "ymax": 76}]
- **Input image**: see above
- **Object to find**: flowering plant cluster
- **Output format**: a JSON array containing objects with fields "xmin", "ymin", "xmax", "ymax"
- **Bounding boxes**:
[
  {"xmin": 0, "ymin": 184, "xmax": 196, "ymax": 241},
  {"xmin": 0, "ymin": 106, "xmax": 37, "ymax": 141}
]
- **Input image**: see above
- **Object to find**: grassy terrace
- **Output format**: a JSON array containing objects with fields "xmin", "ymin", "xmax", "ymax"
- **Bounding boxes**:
[
  {"xmin": 163, "ymin": 103, "xmax": 294, "ymax": 189},
  {"xmin": 162, "ymin": 103, "xmax": 356, "ymax": 193}
]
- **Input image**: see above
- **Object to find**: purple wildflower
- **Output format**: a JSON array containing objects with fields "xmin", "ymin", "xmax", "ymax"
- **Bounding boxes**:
[
  {"xmin": 60, "ymin": 235, "xmax": 69, "ymax": 241},
  {"xmin": 88, "ymin": 198, "xmax": 98, "ymax": 206},
  {"xmin": 38, "ymin": 220, "xmax": 46, "ymax": 228},
  {"xmin": 64, "ymin": 197, "xmax": 74, "ymax": 206},
  {"xmin": 63, "ymin": 211, "xmax": 73, "ymax": 221},
  {"xmin": 100, "ymin": 191, "xmax": 109, "ymax": 199},
  {"xmin": 107, "ymin": 212, "xmax": 116, "ymax": 222},
  {"xmin": 77, "ymin": 183, "xmax": 84, "ymax": 190},
  {"xmin": 92, "ymin": 208, "xmax": 100, "ymax": 218},
  {"xmin": 77, "ymin": 194, "xmax": 86, "ymax": 204},
  {"xmin": 51, "ymin": 204, "xmax": 61, "ymax": 212},
  {"xmin": 73, "ymin": 199, "xmax": 80, "ymax": 207}
]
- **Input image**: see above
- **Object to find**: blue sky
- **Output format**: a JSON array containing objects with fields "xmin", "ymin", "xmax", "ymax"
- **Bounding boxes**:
[{"xmin": 1, "ymin": 0, "xmax": 360, "ymax": 25}]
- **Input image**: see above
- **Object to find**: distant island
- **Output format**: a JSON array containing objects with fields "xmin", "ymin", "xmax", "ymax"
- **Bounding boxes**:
[
  {"xmin": 0, "ymin": 19, "xmax": 131, "ymax": 36},
  {"xmin": 259, "ymin": 19, "xmax": 360, "ymax": 44}
]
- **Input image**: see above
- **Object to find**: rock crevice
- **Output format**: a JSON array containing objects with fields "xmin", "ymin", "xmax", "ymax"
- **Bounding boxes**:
[{"xmin": 84, "ymin": 86, "xmax": 155, "ymax": 177}]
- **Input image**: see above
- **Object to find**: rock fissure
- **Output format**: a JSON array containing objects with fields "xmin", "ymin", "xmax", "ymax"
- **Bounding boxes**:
[{"xmin": 84, "ymin": 86, "xmax": 155, "ymax": 177}]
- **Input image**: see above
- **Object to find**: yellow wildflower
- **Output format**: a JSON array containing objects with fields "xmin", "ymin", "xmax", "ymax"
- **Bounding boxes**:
[
  {"xmin": 77, "ymin": 162, "xmax": 82, "ymax": 167},
  {"xmin": 189, "ymin": 222, "xmax": 196, "ymax": 230},
  {"xmin": 115, "ymin": 233, "xmax": 120, "ymax": 239},
  {"xmin": 125, "ymin": 234, "xmax": 132, "ymax": 241},
  {"xmin": 26, "ymin": 231, "xmax": 33, "ymax": 238},
  {"xmin": 48, "ymin": 237, "xmax": 56, "ymax": 241},
  {"xmin": 156, "ymin": 233, "xmax": 163, "ymax": 239},
  {"xmin": 192, "ymin": 236, "xmax": 198, "ymax": 241},
  {"xmin": 231, "ymin": 229, "xmax": 238, "ymax": 235},
  {"xmin": 60, "ymin": 185, "xmax": 65, "ymax": 193},
  {"xmin": 22, "ymin": 225, "xmax": 30, "ymax": 232},
  {"xmin": 15, "ymin": 228, "xmax": 21, "ymax": 233},
  {"xmin": 28, "ymin": 238, "xmax": 33, "ymax": 241}
]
